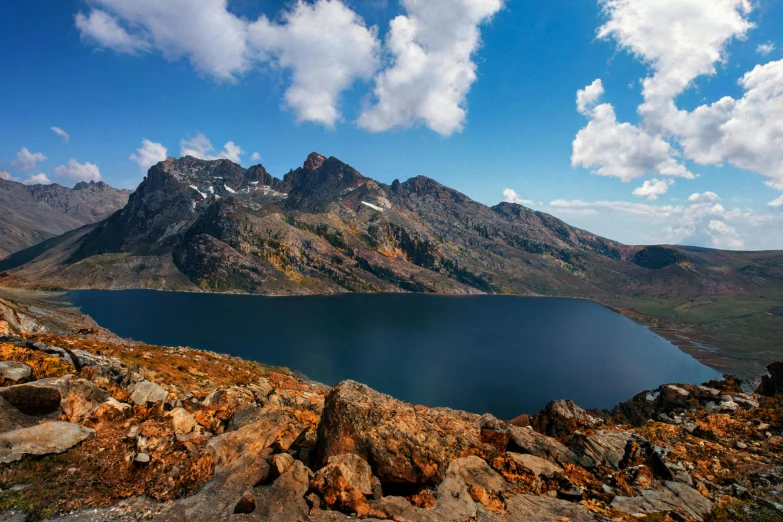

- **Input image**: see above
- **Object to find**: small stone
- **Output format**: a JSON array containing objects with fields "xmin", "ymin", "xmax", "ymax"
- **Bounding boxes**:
[
  {"xmin": 557, "ymin": 485, "xmax": 584, "ymax": 502},
  {"xmin": 736, "ymin": 441, "xmax": 747, "ymax": 450},
  {"xmin": 0, "ymin": 361, "xmax": 32, "ymax": 384},
  {"xmin": 305, "ymin": 492, "xmax": 323, "ymax": 511},
  {"xmin": 719, "ymin": 401, "xmax": 738, "ymax": 413},
  {"xmin": 271, "ymin": 452, "xmax": 295, "ymax": 475},
  {"xmin": 233, "ymin": 491, "xmax": 256, "ymax": 514},
  {"xmin": 134, "ymin": 452, "xmax": 150, "ymax": 464},
  {"xmin": 128, "ymin": 381, "xmax": 168, "ymax": 406}
]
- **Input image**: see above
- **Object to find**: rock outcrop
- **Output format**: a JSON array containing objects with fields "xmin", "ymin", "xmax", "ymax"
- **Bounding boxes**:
[
  {"xmin": 314, "ymin": 380, "xmax": 481, "ymax": 485},
  {"xmin": 0, "ymin": 422, "xmax": 94, "ymax": 463},
  {"xmin": 532, "ymin": 399, "xmax": 604, "ymax": 439},
  {"xmin": 0, "ymin": 302, "xmax": 780, "ymax": 522}
]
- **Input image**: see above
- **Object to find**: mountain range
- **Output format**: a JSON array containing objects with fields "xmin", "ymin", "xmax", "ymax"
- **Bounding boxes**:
[
  {"xmin": 1, "ymin": 153, "xmax": 781, "ymax": 377},
  {"xmin": 0, "ymin": 178, "xmax": 131, "ymax": 258}
]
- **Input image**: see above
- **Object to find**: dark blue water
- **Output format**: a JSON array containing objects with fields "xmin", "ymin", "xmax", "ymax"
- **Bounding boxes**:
[{"xmin": 68, "ymin": 291, "xmax": 720, "ymax": 418}]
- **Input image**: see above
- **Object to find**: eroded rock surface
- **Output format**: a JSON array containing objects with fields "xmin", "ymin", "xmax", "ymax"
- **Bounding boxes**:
[
  {"xmin": 0, "ymin": 422, "xmax": 94, "ymax": 463},
  {"xmin": 0, "ymin": 319, "xmax": 779, "ymax": 522},
  {"xmin": 314, "ymin": 380, "xmax": 480, "ymax": 484}
]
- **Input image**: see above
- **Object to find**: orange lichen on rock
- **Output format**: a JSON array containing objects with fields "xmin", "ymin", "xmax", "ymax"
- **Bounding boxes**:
[{"xmin": 0, "ymin": 342, "xmax": 73, "ymax": 382}]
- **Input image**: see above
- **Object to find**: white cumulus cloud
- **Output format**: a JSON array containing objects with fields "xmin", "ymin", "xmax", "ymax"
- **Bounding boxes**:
[
  {"xmin": 572, "ymin": 89, "xmax": 694, "ymax": 182},
  {"xmin": 597, "ymin": 0, "xmax": 753, "ymax": 121},
  {"xmin": 180, "ymin": 133, "xmax": 244, "ymax": 163},
  {"xmin": 250, "ymin": 152, "xmax": 263, "ymax": 162},
  {"xmin": 249, "ymin": 0, "xmax": 379, "ymax": 127},
  {"xmin": 769, "ymin": 194, "xmax": 783, "ymax": 208},
  {"xmin": 0, "ymin": 170, "xmax": 14, "ymax": 181},
  {"xmin": 632, "ymin": 179, "xmax": 673, "ymax": 200},
  {"xmin": 54, "ymin": 159, "xmax": 101, "ymax": 182},
  {"xmin": 76, "ymin": 1, "xmax": 248, "ymax": 79},
  {"xmin": 687, "ymin": 191, "xmax": 720, "ymax": 204},
  {"xmin": 574, "ymin": 0, "xmax": 782, "ymax": 196},
  {"xmin": 130, "ymin": 139, "xmax": 168, "ymax": 169},
  {"xmin": 707, "ymin": 220, "xmax": 744, "ymax": 249},
  {"xmin": 75, "ymin": 0, "xmax": 380, "ymax": 128},
  {"xmin": 24, "ymin": 173, "xmax": 52, "ymax": 185},
  {"xmin": 667, "ymin": 60, "xmax": 783, "ymax": 190},
  {"xmin": 11, "ymin": 147, "xmax": 47, "ymax": 172},
  {"xmin": 756, "ymin": 42, "xmax": 775, "ymax": 56},
  {"xmin": 75, "ymin": 9, "xmax": 151, "ymax": 55},
  {"xmin": 576, "ymin": 79, "xmax": 605, "ymax": 115},
  {"xmin": 503, "ymin": 188, "xmax": 534, "ymax": 206},
  {"xmin": 547, "ymin": 191, "xmax": 770, "ymax": 249},
  {"xmin": 357, "ymin": 0, "xmax": 505, "ymax": 135},
  {"xmin": 50, "ymin": 126, "xmax": 70, "ymax": 142}
]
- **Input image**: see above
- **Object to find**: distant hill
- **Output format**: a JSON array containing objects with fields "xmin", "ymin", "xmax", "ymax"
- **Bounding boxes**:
[
  {"xmin": 0, "ymin": 179, "xmax": 131, "ymax": 258},
  {"xmin": 1, "ymin": 154, "xmax": 781, "ymax": 377}
]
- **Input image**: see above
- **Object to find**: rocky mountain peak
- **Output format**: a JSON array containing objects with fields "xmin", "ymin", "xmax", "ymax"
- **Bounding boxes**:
[
  {"xmin": 397, "ymin": 175, "xmax": 469, "ymax": 204},
  {"xmin": 73, "ymin": 180, "xmax": 109, "ymax": 191},
  {"xmin": 303, "ymin": 152, "xmax": 326, "ymax": 172}
]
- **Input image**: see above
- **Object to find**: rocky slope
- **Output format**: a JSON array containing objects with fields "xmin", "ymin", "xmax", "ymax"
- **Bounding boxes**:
[
  {"xmin": 0, "ymin": 155, "xmax": 782, "ymax": 377},
  {"xmin": 0, "ymin": 180, "xmax": 131, "ymax": 259},
  {"xmin": 0, "ymin": 294, "xmax": 780, "ymax": 521}
]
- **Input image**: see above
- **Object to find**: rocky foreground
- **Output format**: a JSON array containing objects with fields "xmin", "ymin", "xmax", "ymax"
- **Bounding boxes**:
[{"xmin": 0, "ymin": 298, "xmax": 781, "ymax": 521}]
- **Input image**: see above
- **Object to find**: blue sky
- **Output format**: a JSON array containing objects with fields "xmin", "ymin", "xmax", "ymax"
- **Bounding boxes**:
[{"xmin": 1, "ymin": 0, "xmax": 782, "ymax": 249}]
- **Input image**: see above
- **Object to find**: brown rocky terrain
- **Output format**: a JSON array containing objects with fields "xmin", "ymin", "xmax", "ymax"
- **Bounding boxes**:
[
  {"xmin": 0, "ymin": 154, "xmax": 781, "ymax": 378},
  {"xmin": 0, "ymin": 180, "xmax": 131, "ymax": 259},
  {"xmin": 0, "ymin": 292, "xmax": 780, "ymax": 521}
]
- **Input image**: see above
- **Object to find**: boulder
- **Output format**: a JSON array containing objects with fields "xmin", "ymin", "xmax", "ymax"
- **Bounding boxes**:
[
  {"xmin": 207, "ymin": 407, "xmax": 304, "ymax": 469},
  {"xmin": 154, "ymin": 409, "xmax": 305, "ymax": 522},
  {"xmin": 507, "ymin": 452, "xmax": 563, "ymax": 478},
  {"xmin": 311, "ymin": 454, "xmax": 374, "ymax": 516},
  {"xmin": 128, "ymin": 381, "xmax": 168, "ymax": 405},
  {"xmin": 0, "ymin": 361, "xmax": 32, "ymax": 385},
  {"xmin": 611, "ymin": 481, "xmax": 713, "ymax": 521},
  {"xmin": 573, "ymin": 430, "xmax": 639, "ymax": 469},
  {"xmin": 756, "ymin": 362, "xmax": 783, "ymax": 397},
  {"xmin": 614, "ymin": 384, "xmax": 700, "ymax": 427},
  {"xmin": 168, "ymin": 407, "xmax": 198, "ymax": 435},
  {"xmin": 314, "ymin": 380, "xmax": 481, "ymax": 484},
  {"xmin": 253, "ymin": 460, "xmax": 312, "ymax": 522},
  {"xmin": 92, "ymin": 397, "xmax": 132, "ymax": 421},
  {"xmin": 479, "ymin": 414, "xmax": 584, "ymax": 466},
  {"xmin": 61, "ymin": 378, "xmax": 111, "ymax": 423},
  {"xmin": 0, "ymin": 422, "xmax": 94, "ymax": 463},
  {"xmin": 0, "ymin": 378, "xmax": 68, "ymax": 416},
  {"xmin": 532, "ymin": 400, "xmax": 604, "ymax": 439},
  {"xmin": 203, "ymin": 386, "xmax": 254, "ymax": 409}
]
